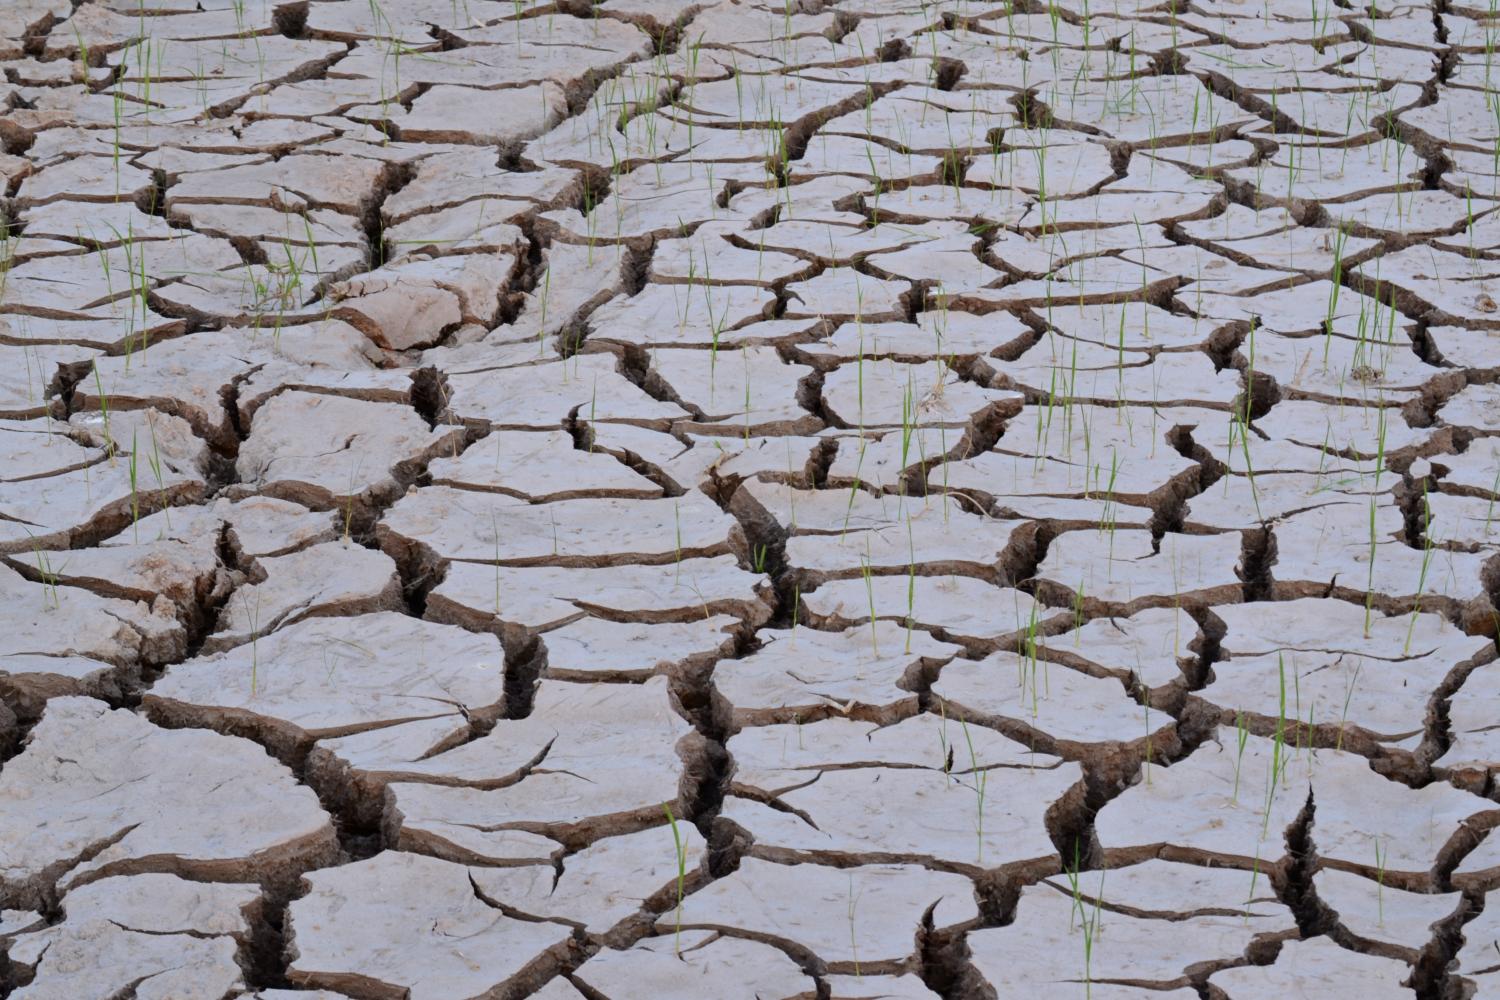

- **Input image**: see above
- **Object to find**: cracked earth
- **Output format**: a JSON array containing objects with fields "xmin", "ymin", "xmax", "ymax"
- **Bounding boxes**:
[{"xmin": 9, "ymin": 0, "xmax": 1500, "ymax": 998}]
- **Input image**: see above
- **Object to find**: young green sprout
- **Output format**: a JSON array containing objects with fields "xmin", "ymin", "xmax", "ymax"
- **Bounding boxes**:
[
  {"xmin": 1232, "ymin": 708, "xmax": 1250, "ymax": 804},
  {"xmin": 1142, "ymin": 690, "xmax": 1153, "ymax": 785},
  {"xmin": 144, "ymin": 416, "xmax": 170, "ymax": 532},
  {"xmin": 93, "ymin": 362, "xmax": 116, "ymax": 464},
  {"xmin": 29, "ymin": 535, "xmax": 62, "ymax": 612},
  {"xmin": 243, "ymin": 589, "xmax": 263, "ymax": 698},
  {"xmin": 128, "ymin": 429, "xmax": 140, "ymax": 543},
  {"xmin": 1065, "ymin": 840, "xmax": 1085, "ymax": 931},
  {"xmin": 1374, "ymin": 837, "xmax": 1388, "ymax": 927},
  {"xmin": 904, "ymin": 516, "xmax": 916, "ymax": 654},
  {"xmin": 342, "ymin": 461, "xmax": 362, "ymax": 545},
  {"xmin": 791, "ymin": 581, "xmax": 801, "ymax": 641},
  {"xmin": 861, "ymin": 553, "xmax": 879, "ymax": 658},
  {"xmin": 491, "ymin": 510, "xmax": 502, "ymax": 616},
  {"xmin": 662, "ymin": 804, "xmax": 688, "ymax": 956},
  {"xmin": 1260, "ymin": 654, "xmax": 1289, "ymax": 839},
  {"xmin": 959, "ymin": 717, "xmax": 988, "ymax": 863},
  {"xmin": 846, "ymin": 871, "xmax": 864, "ymax": 978},
  {"xmin": 1079, "ymin": 868, "xmax": 1105, "ymax": 998},
  {"xmin": 1403, "ymin": 483, "xmax": 1435, "ymax": 655}
]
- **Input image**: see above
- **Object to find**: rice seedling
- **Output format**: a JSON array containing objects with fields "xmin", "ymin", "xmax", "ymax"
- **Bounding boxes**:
[
  {"xmin": 492, "ymin": 510, "xmax": 502, "ymax": 616},
  {"xmin": 842, "ymin": 441, "xmax": 867, "ymax": 538},
  {"xmin": 1326, "ymin": 226, "xmax": 1350, "ymax": 361},
  {"xmin": 29, "ymin": 536, "xmax": 62, "ymax": 612},
  {"xmin": 1018, "ymin": 601, "xmax": 1046, "ymax": 716},
  {"xmin": 128, "ymin": 429, "xmax": 140, "ymax": 543},
  {"xmin": 662, "ymin": 803, "xmax": 687, "ymax": 956},
  {"xmin": 244, "ymin": 590, "xmax": 264, "ymax": 697},
  {"xmin": 847, "ymin": 872, "xmax": 864, "ymax": 978},
  {"xmin": 1246, "ymin": 849, "xmax": 1263, "ymax": 919},
  {"xmin": 899, "ymin": 375, "xmax": 916, "ymax": 496},
  {"xmin": 959, "ymin": 718, "xmax": 988, "ymax": 863},
  {"xmin": 791, "ymin": 581, "xmax": 800, "ymax": 641},
  {"xmin": 1079, "ymin": 869, "xmax": 1104, "ymax": 998},
  {"xmin": 145, "ymin": 416, "xmax": 170, "ymax": 531},
  {"xmin": 588, "ymin": 377, "xmax": 598, "ymax": 450},
  {"xmin": 1485, "ymin": 466, "xmax": 1500, "ymax": 537},
  {"xmin": 342, "ymin": 461, "xmax": 362, "ymax": 545},
  {"xmin": 904, "ymin": 517, "xmax": 916, "ymax": 654},
  {"xmin": 1097, "ymin": 447, "xmax": 1120, "ymax": 557},
  {"xmin": 1065, "ymin": 842, "xmax": 1085, "ymax": 930},
  {"xmin": 668, "ymin": 559, "xmax": 705, "ymax": 619},
  {"xmin": 92, "ymin": 362, "xmax": 117, "ymax": 464},
  {"xmin": 1374, "ymin": 838, "xmax": 1388, "ymax": 926},
  {"xmin": 1335, "ymin": 660, "xmax": 1362, "ymax": 752},
  {"xmin": 1403, "ymin": 483, "xmax": 1435, "ymax": 654},
  {"xmin": 1364, "ymin": 494, "xmax": 1380, "ymax": 638},
  {"xmin": 1261, "ymin": 653, "xmax": 1289, "ymax": 839},
  {"xmin": 1232, "ymin": 709, "xmax": 1250, "ymax": 804},
  {"xmin": 936, "ymin": 698, "xmax": 954, "ymax": 778},
  {"xmin": 1142, "ymin": 692, "xmax": 1154, "ymax": 785},
  {"xmin": 742, "ymin": 349, "xmax": 753, "ymax": 444}
]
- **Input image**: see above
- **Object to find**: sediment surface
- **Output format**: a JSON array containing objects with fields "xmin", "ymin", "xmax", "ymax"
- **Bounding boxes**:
[{"xmin": 5, "ymin": 0, "xmax": 1500, "ymax": 997}]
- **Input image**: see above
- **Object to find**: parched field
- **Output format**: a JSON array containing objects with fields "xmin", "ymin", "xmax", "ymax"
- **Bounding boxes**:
[{"xmin": 6, "ymin": 0, "xmax": 1500, "ymax": 997}]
